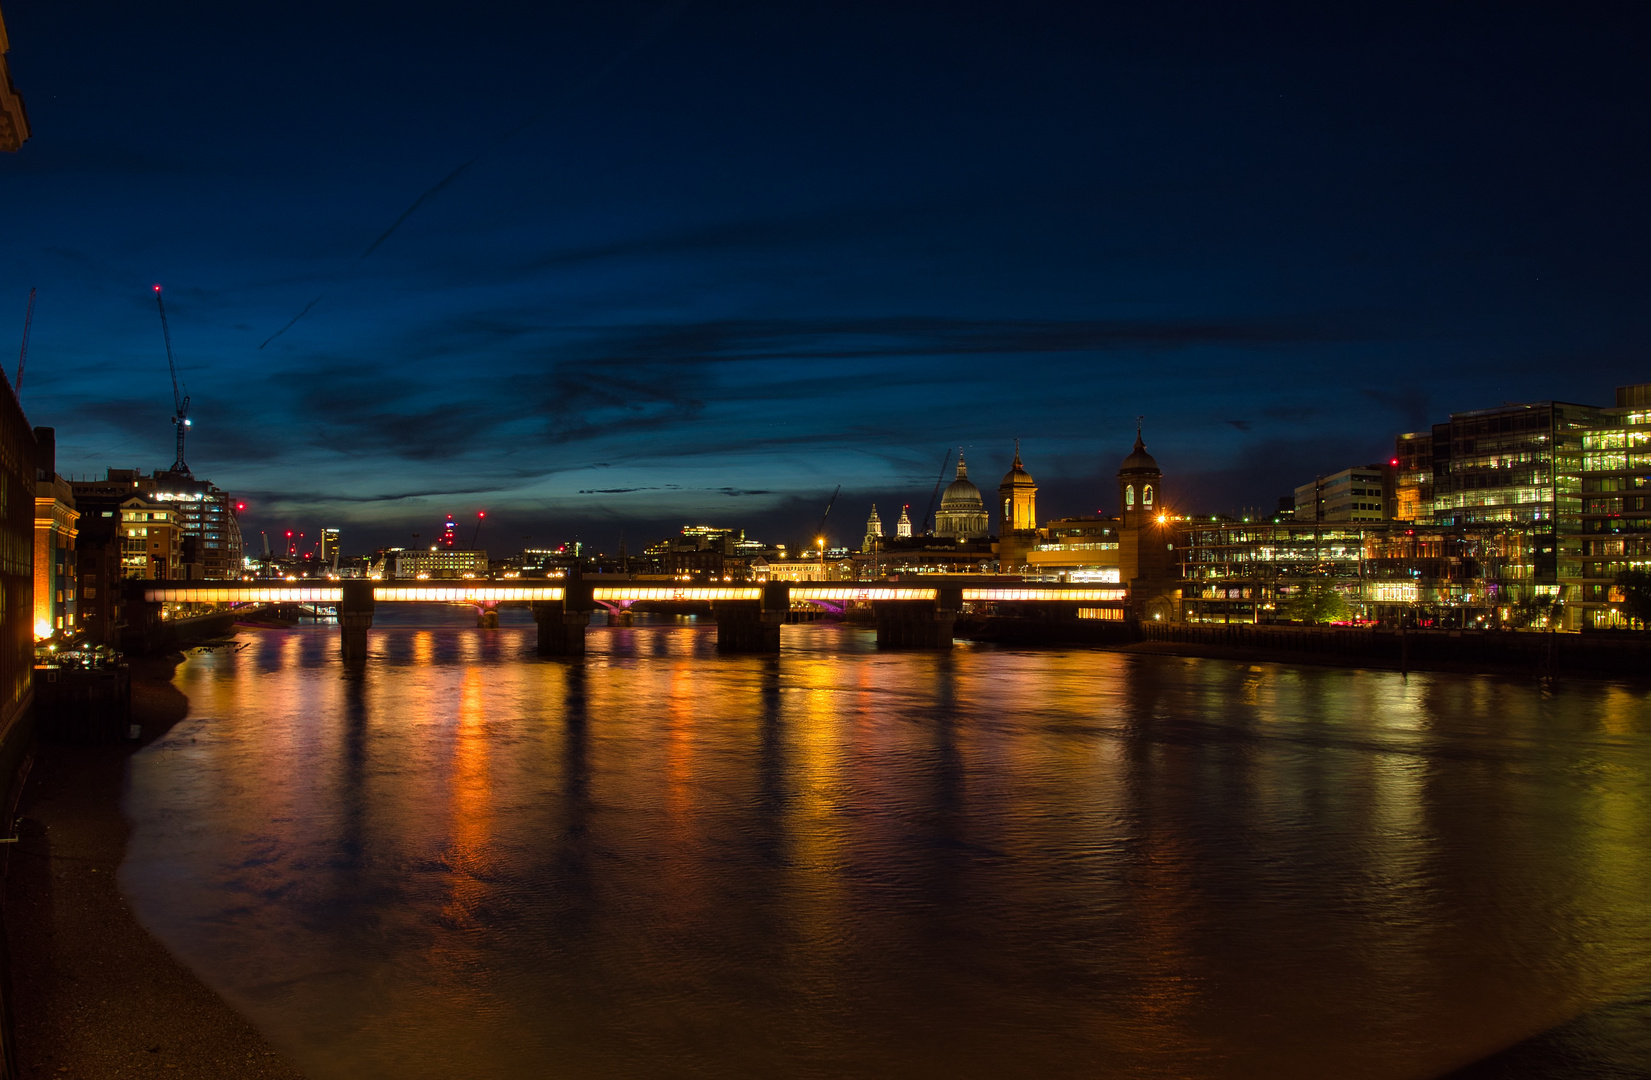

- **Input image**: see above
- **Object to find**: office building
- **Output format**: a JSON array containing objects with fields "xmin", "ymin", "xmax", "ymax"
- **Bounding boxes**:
[
  {"xmin": 372, "ymin": 547, "xmax": 489, "ymax": 579},
  {"xmin": 1393, "ymin": 432, "xmax": 1433, "ymax": 521},
  {"xmin": 1577, "ymin": 384, "xmax": 1651, "ymax": 626},
  {"xmin": 1178, "ymin": 520, "xmax": 1523, "ymax": 627},
  {"xmin": 1292, "ymin": 464, "xmax": 1395, "ymax": 524}
]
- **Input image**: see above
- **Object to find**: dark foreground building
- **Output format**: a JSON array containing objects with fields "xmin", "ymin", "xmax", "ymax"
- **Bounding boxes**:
[{"xmin": 0, "ymin": 367, "xmax": 35, "ymax": 1076}]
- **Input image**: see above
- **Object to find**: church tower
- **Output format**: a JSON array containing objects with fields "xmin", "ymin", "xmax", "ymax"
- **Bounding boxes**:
[
  {"xmin": 1117, "ymin": 422, "xmax": 1162, "ymax": 526},
  {"xmin": 998, "ymin": 440, "xmax": 1038, "ymax": 533},
  {"xmin": 996, "ymin": 442, "xmax": 1040, "ymax": 574},
  {"xmin": 863, "ymin": 505, "xmax": 884, "ymax": 551},
  {"xmin": 1116, "ymin": 422, "xmax": 1178, "ymax": 622},
  {"xmin": 896, "ymin": 504, "xmax": 912, "ymax": 538}
]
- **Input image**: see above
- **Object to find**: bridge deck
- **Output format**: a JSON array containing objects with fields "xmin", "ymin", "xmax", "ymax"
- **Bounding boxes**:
[{"xmin": 140, "ymin": 582, "xmax": 1127, "ymax": 604}]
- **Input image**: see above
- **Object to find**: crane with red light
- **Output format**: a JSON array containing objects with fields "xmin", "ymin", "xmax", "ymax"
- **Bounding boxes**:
[
  {"xmin": 471, "ymin": 510, "xmax": 486, "ymax": 549},
  {"xmin": 152, "ymin": 285, "xmax": 193, "ymax": 476}
]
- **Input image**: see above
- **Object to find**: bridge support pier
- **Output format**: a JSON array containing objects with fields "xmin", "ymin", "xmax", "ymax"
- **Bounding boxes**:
[
  {"xmin": 534, "ymin": 579, "xmax": 594, "ymax": 657},
  {"xmin": 874, "ymin": 588, "xmax": 960, "ymax": 650},
  {"xmin": 339, "ymin": 579, "xmax": 375, "ymax": 663},
  {"xmin": 714, "ymin": 583, "xmax": 789, "ymax": 653}
]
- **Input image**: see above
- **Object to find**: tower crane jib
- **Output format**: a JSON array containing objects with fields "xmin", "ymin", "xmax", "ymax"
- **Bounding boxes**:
[{"xmin": 153, "ymin": 285, "xmax": 192, "ymax": 476}]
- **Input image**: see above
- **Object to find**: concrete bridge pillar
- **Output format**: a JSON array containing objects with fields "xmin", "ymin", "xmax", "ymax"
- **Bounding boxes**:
[
  {"xmin": 534, "ymin": 578, "xmax": 594, "ymax": 657},
  {"xmin": 713, "ymin": 583, "xmax": 789, "ymax": 653},
  {"xmin": 874, "ymin": 587, "xmax": 960, "ymax": 650},
  {"xmin": 338, "ymin": 579, "xmax": 375, "ymax": 663}
]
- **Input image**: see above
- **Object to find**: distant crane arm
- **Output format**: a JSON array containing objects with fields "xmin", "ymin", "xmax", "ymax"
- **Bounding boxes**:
[
  {"xmin": 153, "ymin": 285, "xmax": 192, "ymax": 475},
  {"xmin": 815, "ymin": 485, "xmax": 840, "ymax": 546},
  {"xmin": 14, "ymin": 287, "xmax": 35, "ymax": 396},
  {"xmin": 923, "ymin": 449, "xmax": 953, "ymax": 535}
]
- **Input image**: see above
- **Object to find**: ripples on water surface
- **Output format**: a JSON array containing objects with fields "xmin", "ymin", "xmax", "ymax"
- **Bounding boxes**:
[{"xmin": 121, "ymin": 607, "xmax": 1651, "ymax": 1079}]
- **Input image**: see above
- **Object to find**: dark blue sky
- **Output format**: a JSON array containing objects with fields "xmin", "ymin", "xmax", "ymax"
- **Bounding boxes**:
[{"xmin": 5, "ymin": 2, "xmax": 1649, "ymax": 552}]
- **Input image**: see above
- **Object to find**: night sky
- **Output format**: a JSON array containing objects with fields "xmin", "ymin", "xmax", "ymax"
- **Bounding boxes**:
[{"xmin": 5, "ymin": 2, "xmax": 1650, "ymax": 554}]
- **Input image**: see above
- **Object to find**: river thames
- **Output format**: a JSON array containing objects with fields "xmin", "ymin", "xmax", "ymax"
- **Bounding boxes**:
[{"xmin": 119, "ymin": 607, "xmax": 1651, "ymax": 1079}]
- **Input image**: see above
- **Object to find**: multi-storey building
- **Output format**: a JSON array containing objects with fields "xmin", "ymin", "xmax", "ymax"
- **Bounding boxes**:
[
  {"xmin": 372, "ymin": 547, "xmax": 488, "ymax": 579},
  {"xmin": 1178, "ymin": 520, "xmax": 1523, "ymax": 627},
  {"xmin": 1023, "ymin": 518, "xmax": 1121, "ymax": 582},
  {"xmin": 71, "ymin": 468, "xmax": 243, "ymax": 579},
  {"xmin": 0, "ymin": 0, "xmax": 30, "ymax": 153},
  {"xmin": 119, "ymin": 498, "xmax": 183, "ymax": 579},
  {"xmin": 1402, "ymin": 386, "xmax": 1651, "ymax": 627},
  {"xmin": 1427, "ymin": 400, "xmax": 1603, "ymax": 595},
  {"xmin": 1292, "ymin": 464, "xmax": 1395, "ymax": 524},
  {"xmin": 32, "ymin": 428, "xmax": 77, "ymax": 637},
  {"xmin": 1393, "ymin": 432, "xmax": 1433, "ymax": 521},
  {"xmin": 1577, "ymin": 384, "xmax": 1651, "ymax": 626}
]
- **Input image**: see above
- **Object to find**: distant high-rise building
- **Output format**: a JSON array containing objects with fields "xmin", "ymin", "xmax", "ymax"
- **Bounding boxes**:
[
  {"xmin": 321, "ymin": 527, "xmax": 341, "ymax": 568},
  {"xmin": 441, "ymin": 514, "xmax": 457, "ymax": 548}
]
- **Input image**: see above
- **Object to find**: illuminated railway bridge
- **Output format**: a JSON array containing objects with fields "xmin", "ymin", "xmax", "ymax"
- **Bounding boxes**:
[{"xmin": 131, "ymin": 579, "xmax": 1128, "ymax": 660}]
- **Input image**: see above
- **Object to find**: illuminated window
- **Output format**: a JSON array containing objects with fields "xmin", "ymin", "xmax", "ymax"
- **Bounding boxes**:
[
  {"xmin": 1125, "ymin": 485, "xmax": 1135, "ymax": 507},
  {"xmin": 1144, "ymin": 485, "xmax": 1154, "ymax": 506}
]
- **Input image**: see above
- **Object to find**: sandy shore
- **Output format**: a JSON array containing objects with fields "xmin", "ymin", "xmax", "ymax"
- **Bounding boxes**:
[{"xmin": 3, "ymin": 653, "xmax": 307, "ymax": 1079}]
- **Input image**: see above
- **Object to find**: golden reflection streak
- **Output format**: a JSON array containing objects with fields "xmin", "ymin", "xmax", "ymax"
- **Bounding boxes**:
[{"xmin": 437, "ymin": 666, "xmax": 494, "ymax": 935}]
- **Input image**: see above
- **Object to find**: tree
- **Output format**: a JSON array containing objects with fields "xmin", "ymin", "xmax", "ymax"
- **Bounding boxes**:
[
  {"xmin": 1614, "ymin": 568, "xmax": 1651, "ymax": 629},
  {"xmin": 1282, "ymin": 581, "xmax": 1349, "ymax": 624},
  {"xmin": 1509, "ymin": 589, "xmax": 1566, "ymax": 630}
]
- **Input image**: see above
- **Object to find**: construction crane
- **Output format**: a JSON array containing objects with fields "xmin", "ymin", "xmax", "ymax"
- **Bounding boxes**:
[
  {"xmin": 13, "ymin": 287, "xmax": 35, "ymax": 397},
  {"xmin": 814, "ymin": 485, "xmax": 840, "ymax": 554},
  {"xmin": 471, "ymin": 510, "xmax": 486, "ymax": 549},
  {"xmin": 923, "ymin": 448, "xmax": 954, "ymax": 535},
  {"xmin": 152, "ymin": 284, "xmax": 192, "ymax": 476}
]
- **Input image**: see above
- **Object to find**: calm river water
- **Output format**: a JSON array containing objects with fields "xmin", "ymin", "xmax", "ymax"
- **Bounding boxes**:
[{"xmin": 121, "ymin": 606, "xmax": 1651, "ymax": 1079}]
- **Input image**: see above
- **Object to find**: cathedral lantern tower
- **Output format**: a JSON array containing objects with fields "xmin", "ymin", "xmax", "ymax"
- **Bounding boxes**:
[
  {"xmin": 998, "ymin": 441, "xmax": 1038, "ymax": 534},
  {"xmin": 936, "ymin": 453, "xmax": 989, "ymax": 540},
  {"xmin": 863, "ymin": 504, "xmax": 884, "ymax": 551},
  {"xmin": 896, "ymin": 505, "xmax": 912, "ymax": 538}
]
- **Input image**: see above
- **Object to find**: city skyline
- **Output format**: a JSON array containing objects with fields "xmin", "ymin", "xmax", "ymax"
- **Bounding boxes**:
[{"xmin": 5, "ymin": 4, "xmax": 1650, "ymax": 551}]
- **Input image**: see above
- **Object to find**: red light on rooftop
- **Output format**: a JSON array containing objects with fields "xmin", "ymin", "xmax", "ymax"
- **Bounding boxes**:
[
  {"xmin": 1389, "ymin": 458, "xmax": 1399, "ymax": 466},
  {"xmin": 152, "ymin": 284, "xmax": 162, "ymax": 293}
]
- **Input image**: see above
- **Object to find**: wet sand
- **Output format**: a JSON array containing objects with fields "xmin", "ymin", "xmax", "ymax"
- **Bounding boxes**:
[{"xmin": 3, "ymin": 654, "xmax": 306, "ymax": 1079}]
